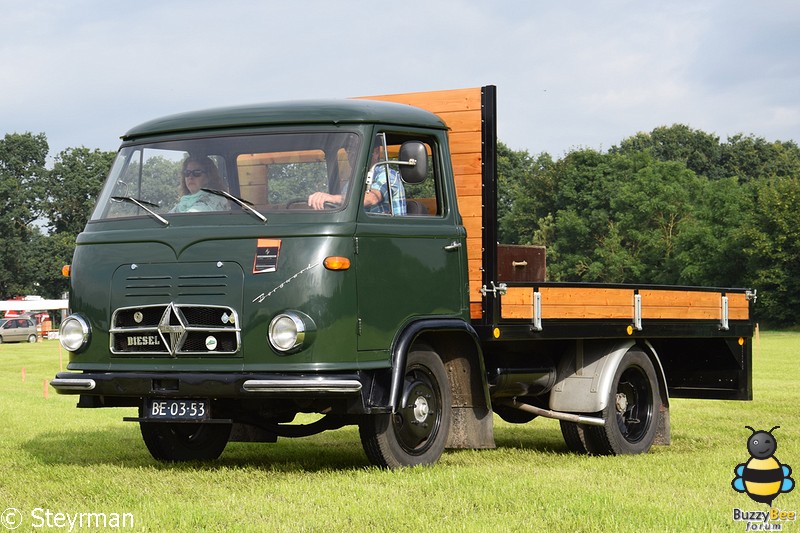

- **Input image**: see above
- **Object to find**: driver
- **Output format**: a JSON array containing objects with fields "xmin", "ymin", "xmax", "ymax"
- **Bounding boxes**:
[{"xmin": 307, "ymin": 145, "xmax": 405, "ymax": 214}]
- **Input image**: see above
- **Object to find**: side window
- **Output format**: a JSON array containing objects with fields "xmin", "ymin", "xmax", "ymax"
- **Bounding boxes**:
[{"xmin": 365, "ymin": 134, "xmax": 440, "ymax": 217}]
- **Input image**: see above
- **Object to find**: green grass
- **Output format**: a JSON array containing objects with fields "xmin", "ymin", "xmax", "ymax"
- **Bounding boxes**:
[{"xmin": 1, "ymin": 332, "xmax": 798, "ymax": 531}]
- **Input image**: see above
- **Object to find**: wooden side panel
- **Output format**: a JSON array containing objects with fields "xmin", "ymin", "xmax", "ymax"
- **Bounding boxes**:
[
  {"xmin": 727, "ymin": 292, "xmax": 750, "ymax": 320},
  {"xmin": 540, "ymin": 287, "xmax": 633, "ymax": 320},
  {"xmin": 640, "ymin": 289, "xmax": 719, "ymax": 320},
  {"xmin": 357, "ymin": 87, "xmax": 486, "ymax": 319},
  {"xmin": 501, "ymin": 286, "xmax": 749, "ymax": 322},
  {"xmin": 500, "ymin": 287, "xmax": 533, "ymax": 319},
  {"xmin": 501, "ymin": 287, "xmax": 633, "ymax": 320}
]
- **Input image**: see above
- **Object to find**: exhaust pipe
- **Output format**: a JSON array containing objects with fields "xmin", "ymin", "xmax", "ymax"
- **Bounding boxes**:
[{"xmin": 496, "ymin": 398, "xmax": 605, "ymax": 427}]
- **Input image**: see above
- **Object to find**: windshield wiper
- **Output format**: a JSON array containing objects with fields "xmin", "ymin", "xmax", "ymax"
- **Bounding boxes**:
[
  {"xmin": 202, "ymin": 188, "xmax": 267, "ymax": 223},
  {"xmin": 111, "ymin": 196, "xmax": 168, "ymax": 226}
]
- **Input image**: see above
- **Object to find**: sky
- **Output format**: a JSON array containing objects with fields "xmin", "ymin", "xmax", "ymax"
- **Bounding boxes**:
[{"xmin": 2, "ymin": 0, "xmax": 798, "ymax": 162}]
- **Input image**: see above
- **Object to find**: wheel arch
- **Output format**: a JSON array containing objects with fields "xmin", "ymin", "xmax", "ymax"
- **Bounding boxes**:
[
  {"xmin": 640, "ymin": 340, "xmax": 670, "ymax": 410},
  {"xmin": 390, "ymin": 318, "xmax": 495, "ymax": 449},
  {"xmin": 550, "ymin": 339, "xmax": 669, "ymax": 414}
]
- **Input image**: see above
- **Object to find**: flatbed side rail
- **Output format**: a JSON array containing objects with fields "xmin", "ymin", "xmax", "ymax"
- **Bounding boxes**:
[{"xmin": 497, "ymin": 281, "xmax": 754, "ymax": 333}]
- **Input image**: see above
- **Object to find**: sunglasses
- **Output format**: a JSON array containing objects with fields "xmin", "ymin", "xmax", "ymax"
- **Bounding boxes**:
[{"xmin": 183, "ymin": 169, "xmax": 206, "ymax": 178}]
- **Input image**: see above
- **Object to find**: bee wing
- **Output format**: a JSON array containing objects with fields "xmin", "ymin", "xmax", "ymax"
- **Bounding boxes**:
[
  {"xmin": 781, "ymin": 475, "xmax": 794, "ymax": 493},
  {"xmin": 732, "ymin": 477, "xmax": 745, "ymax": 492}
]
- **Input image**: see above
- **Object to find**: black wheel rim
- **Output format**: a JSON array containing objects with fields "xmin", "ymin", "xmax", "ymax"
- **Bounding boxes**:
[
  {"xmin": 615, "ymin": 366, "xmax": 653, "ymax": 443},
  {"xmin": 393, "ymin": 364, "xmax": 442, "ymax": 455}
]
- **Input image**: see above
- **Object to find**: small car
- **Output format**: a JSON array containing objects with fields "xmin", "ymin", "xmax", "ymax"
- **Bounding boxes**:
[{"xmin": 0, "ymin": 317, "xmax": 38, "ymax": 343}]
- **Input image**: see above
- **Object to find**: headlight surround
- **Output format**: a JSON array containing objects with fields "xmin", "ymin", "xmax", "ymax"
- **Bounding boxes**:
[
  {"xmin": 59, "ymin": 314, "xmax": 91, "ymax": 352},
  {"xmin": 268, "ymin": 311, "xmax": 315, "ymax": 353}
]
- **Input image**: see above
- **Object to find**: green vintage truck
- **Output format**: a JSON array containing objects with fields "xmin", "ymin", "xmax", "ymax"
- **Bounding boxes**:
[{"xmin": 52, "ymin": 86, "xmax": 755, "ymax": 467}]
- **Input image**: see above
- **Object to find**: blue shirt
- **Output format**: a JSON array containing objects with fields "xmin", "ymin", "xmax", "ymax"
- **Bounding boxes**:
[{"xmin": 367, "ymin": 165, "xmax": 406, "ymax": 215}]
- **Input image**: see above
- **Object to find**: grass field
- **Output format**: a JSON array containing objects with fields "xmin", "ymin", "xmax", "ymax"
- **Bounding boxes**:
[{"xmin": 0, "ymin": 332, "xmax": 797, "ymax": 532}]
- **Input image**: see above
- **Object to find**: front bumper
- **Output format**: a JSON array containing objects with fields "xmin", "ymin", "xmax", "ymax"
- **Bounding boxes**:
[{"xmin": 51, "ymin": 371, "xmax": 367, "ymax": 401}]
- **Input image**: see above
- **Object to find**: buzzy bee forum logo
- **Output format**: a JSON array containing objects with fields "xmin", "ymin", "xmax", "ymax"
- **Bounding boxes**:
[{"xmin": 731, "ymin": 426, "xmax": 796, "ymax": 530}]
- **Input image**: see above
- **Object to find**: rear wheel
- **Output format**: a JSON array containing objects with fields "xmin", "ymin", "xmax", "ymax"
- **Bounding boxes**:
[
  {"xmin": 140, "ymin": 420, "xmax": 231, "ymax": 462},
  {"xmin": 359, "ymin": 348, "xmax": 451, "ymax": 468},
  {"xmin": 584, "ymin": 349, "xmax": 660, "ymax": 455}
]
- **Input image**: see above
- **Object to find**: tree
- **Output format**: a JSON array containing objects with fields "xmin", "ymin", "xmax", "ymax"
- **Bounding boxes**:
[
  {"xmin": 45, "ymin": 147, "xmax": 115, "ymax": 234},
  {"xmin": 609, "ymin": 159, "xmax": 705, "ymax": 284},
  {"xmin": 740, "ymin": 176, "xmax": 800, "ymax": 327},
  {"xmin": 719, "ymin": 135, "xmax": 800, "ymax": 184},
  {"xmin": 0, "ymin": 132, "xmax": 49, "ymax": 299},
  {"xmin": 612, "ymin": 124, "xmax": 722, "ymax": 178}
]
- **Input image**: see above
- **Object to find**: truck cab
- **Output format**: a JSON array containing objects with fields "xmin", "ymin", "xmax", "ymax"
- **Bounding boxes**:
[{"xmin": 53, "ymin": 99, "xmax": 487, "ymax": 467}]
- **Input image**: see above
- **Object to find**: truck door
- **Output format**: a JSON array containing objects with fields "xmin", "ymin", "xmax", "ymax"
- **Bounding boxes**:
[{"xmin": 355, "ymin": 133, "xmax": 466, "ymax": 354}]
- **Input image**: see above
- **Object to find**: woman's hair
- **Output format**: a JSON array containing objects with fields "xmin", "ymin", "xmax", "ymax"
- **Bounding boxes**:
[{"xmin": 179, "ymin": 155, "xmax": 225, "ymax": 195}]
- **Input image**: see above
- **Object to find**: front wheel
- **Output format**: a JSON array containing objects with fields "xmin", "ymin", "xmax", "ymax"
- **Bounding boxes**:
[
  {"xmin": 584, "ymin": 349, "xmax": 661, "ymax": 455},
  {"xmin": 359, "ymin": 348, "xmax": 451, "ymax": 468},
  {"xmin": 140, "ymin": 420, "xmax": 231, "ymax": 462},
  {"xmin": 28, "ymin": 334, "xmax": 38, "ymax": 343}
]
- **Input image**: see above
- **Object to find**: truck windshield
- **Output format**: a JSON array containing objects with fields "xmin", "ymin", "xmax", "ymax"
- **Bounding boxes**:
[{"xmin": 90, "ymin": 131, "xmax": 361, "ymax": 221}]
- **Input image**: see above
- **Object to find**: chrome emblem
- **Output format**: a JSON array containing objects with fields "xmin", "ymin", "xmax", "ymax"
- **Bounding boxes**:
[
  {"xmin": 133, "ymin": 311, "xmax": 143, "ymax": 324},
  {"xmin": 156, "ymin": 303, "xmax": 187, "ymax": 356}
]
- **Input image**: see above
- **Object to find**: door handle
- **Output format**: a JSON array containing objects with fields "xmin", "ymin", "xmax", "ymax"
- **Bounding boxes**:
[{"xmin": 443, "ymin": 241, "xmax": 462, "ymax": 252}]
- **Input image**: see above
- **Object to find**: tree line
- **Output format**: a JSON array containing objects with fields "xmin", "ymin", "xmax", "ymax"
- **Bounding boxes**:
[{"xmin": 2, "ymin": 125, "xmax": 798, "ymax": 326}]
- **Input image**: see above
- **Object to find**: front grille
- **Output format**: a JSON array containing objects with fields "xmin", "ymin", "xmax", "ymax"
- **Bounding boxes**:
[{"xmin": 110, "ymin": 303, "xmax": 240, "ymax": 356}]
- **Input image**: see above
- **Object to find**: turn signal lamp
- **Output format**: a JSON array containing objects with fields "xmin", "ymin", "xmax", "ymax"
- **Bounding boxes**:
[
  {"xmin": 323, "ymin": 256, "xmax": 351, "ymax": 270},
  {"xmin": 62, "ymin": 265, "xmax": 71, "ymax": 277}
]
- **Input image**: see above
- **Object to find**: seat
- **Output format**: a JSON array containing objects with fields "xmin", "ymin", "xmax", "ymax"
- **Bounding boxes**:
[{"xmin": 405, "ymin": 199, "xmax": 429, "ymax": 216}]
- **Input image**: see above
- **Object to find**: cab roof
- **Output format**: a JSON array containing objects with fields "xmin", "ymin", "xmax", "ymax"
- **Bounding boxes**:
[{"xmin": 122, "ymin": 99, "xmax": 448, "ymax": 141}]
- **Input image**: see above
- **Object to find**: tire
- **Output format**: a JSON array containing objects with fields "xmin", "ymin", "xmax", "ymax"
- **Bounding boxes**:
[
  {"xmin": 584, "ymin": 349, "xmax": 660, "ymax": 455},
  {"xmin": 140, "ymin": 420, "xmax": 231, "ymax": 462},
  {"xmin": 560, "ymin": 420, "xmax": 588, "ymax": 454},
  {"xmin": 359, "ymin": 348, "xmax": 451, "ymax": 468},
  {"xmin": 28, "ymin": 334, "xmax": 38, "ymax": 343}
]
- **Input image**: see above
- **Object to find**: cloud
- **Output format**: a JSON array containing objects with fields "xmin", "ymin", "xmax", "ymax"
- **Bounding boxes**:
[{"xmin": 1, "ymin": 0, "xmax": 797, "ymax": 160}]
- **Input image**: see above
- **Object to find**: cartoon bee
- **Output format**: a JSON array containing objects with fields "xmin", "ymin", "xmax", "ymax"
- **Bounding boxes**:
[{"xmin": 732, "ymin": 426, "xmax": 795, "ymax": 506}]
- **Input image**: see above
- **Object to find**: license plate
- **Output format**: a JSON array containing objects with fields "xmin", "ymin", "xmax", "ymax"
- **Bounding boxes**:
[{"xmin": 146, "ymin": 399, "xmax": 209, "ymax": 420}]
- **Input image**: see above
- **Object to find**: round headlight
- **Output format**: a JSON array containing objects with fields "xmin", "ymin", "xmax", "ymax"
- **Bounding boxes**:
[
  {"xmin": 268, "ymin": 311, "xmax": 315, "ymax": 353},
  {"xmin": 59, "ymin": 315, "xmax": 91, "ymax": 352}
]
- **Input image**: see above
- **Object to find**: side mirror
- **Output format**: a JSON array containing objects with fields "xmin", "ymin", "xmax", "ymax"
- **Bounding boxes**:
[{"xmin": 398, "ymin": 141, "xmax": 428, "ymax": 184}]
